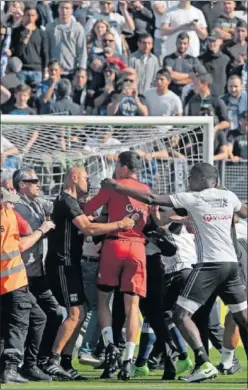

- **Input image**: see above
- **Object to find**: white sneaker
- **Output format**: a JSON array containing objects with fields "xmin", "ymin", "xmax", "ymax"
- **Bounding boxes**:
[
  {"xmin": 179, "ymin": 362, "xmax": 218, "ymax": 383},
  {"xmin": 79, "ymin": 352, "xmax": 103, "ymax": 368}
]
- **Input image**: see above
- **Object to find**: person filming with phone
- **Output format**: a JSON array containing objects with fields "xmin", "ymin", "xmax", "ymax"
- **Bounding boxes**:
[{"xmin": 106, "ymin": 68, "xmax": 148, "ymax": 116}]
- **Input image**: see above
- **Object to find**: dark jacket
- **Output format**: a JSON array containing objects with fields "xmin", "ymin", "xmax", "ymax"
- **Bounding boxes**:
[
  {"xmin": 45, "ymin": 96, "xmax": 82, "ymax": 115},
  {"xmin": 11, "ymin": 26, "xmax": 49, "ymax": 71}
]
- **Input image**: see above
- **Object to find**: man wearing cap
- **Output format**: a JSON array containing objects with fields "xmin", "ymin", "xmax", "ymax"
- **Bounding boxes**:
[
  {"xmin": 0, "ymin": 187, "xmax": 54, "ymax": 384},
  {"xmin": 12, "ymin": 168, "xmax": 64, "ymax": 378}
]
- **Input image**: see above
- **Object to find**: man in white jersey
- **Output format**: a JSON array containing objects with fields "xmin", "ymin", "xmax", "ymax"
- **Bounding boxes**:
[{"xmin": 101, "ymin": 162, "xmax": 248, "ymax": 383}]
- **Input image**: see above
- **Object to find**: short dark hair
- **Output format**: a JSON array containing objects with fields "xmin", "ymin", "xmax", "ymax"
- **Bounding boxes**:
[
  {"xmin": 196, "ymin": 73, "xmax": 213, "ymax": 87},
  {"xmin": 24, "ymin": 5, "xmax": 38, "ymax": 14},
  {"xmin": 138, "ymin": 33, "xmax": 153, "ymax": 42},
  {"xmin": 176, "ymin": 32, "xmax": 190, "ymax": 42},
  {"xmin": 156, "ymin": 69, "xmax": 172, "ymax": 81},
  {"xmin": 75, "ymin": 67, "xmax": 87, "ymax": 74},
  {"xmin": 191, "ymin": 162, "xmax": 218, "ymax": 181},
  {"xmin": 118, "ymin": 151, "xmax": 142, "ymax": 172},
  {"xmin": 57, "ymin": 79, "xmax": 72, "ymax": 98},
  {"xmin": 48, "ymin": 59, "xmax": 61, "ymax": 68},
  {"xmin": 236, "ymin": 19, "xmax": 247, "ymax": 29}
]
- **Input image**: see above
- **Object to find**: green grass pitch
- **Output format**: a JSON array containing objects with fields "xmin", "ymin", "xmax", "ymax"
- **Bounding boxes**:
[{"xmin": 2, "ymin": 347, "xmax": 247, "ymax": 390}]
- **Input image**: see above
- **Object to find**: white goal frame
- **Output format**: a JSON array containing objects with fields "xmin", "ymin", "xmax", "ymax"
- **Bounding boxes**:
[{"xmin": 1, "ymin": 115, "xmax": 214, "ymax": 164}]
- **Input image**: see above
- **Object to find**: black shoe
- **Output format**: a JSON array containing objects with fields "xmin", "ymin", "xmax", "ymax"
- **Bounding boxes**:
[
  {"xmin": 21, "ymin": 366, "xmax": 52, "ymax": 382},
  {"xmin": 148, "ymin": 356, "xmax": 161, "ymax": 370},
  {"xmin": 100, "ymin": 343, "xmax": 120, "ymax": 379},
  {"xmin": 2, "ymin": 368, "xmax": 29, "ymax": 384},
  {"xmin": 117, "ymin": 359, "xmax": 132, "ymax": 381},
  {"xmin": 162, "ymin": 371, "xmax": 176, "ymax": 380},
  {"xmin": 64, "ymin": 368, "xmax": 88, "ymax": 381},
  {"xmin": 43, "ymin": 361, "xmax": 71, "ymax": 381},
  {"xmin": 217, "ymin": 359, "xmax": 242, "ymax": 375}
]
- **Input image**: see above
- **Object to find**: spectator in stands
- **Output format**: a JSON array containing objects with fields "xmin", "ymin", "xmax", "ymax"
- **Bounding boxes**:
[
  {"xmin": 85, "ymin": 0, "xmax": 135, "ymax": 42},
  {"xmin": 46, "ymin": 0, "xmax": 87, "ymax": 79},
  {"xmin": 187, "ymin": 73, "xmax": 230, "ymax": 133},
  {"xmin": 72, "ymin": 68, "xmax": 92, "ymax": 114},
  {"xmin": 199, "ymin": 33, "xmax": 230, "ymax": 97},
  {"xmin": 37, "ymin": 59, "xmax": 62, "ymax": 113},
  {"xmin": 1, "ymin": 135, "xmax": 20, "ymax": 169},
  {"xmin": 3, "ymin": 1, "xmax": 24, "ymax": 29},
  {"xmin": 125, "ymin": 0, "xmax": 155, "ymax": 53},
  {"xmin": 74, "ymin": 1, "xmax": 100, "ymax": 27},
  {"xmin": 191, "ymin": 0, "xmax": 222, "ymax": 34},
  {"xmin": 87, "ymin": 19, "xmax": 111, "ymax": 56},
  {"xmin": 94, "ymin": 62, "xmax": 121, "ymax": 115},
  {"xmin": 0, "ymin": 57, "xmax": 23, "ymax": 113},
  {"xmin": 0, "ymin": 23, "xmax": 11, "ymax": 77},
  {"xmin": 11, "ymin": 5, "xmax": 49, "ymax": 87},
  {"xmin": 107, "ymin": 67, "xmax": 148, "ymax": 116},
  {"xmin": 144, "ymin": 69, "xmax": 183, "ymax": 116},
  {"xmin": 227, "ymin": 111, "xmax": 248, "ymax": 162},
  {"xmin": 181, "ymin": 63, "xmax": 207, "ymax": 108},
  {"xmin": 163, "ymin": 32, "xmax": 204, "ymax": 97},
  {"xmin": 212, "ymin": 0, "xmax": 240, "ymax": 43},
  {"xmin": 36, "ymin": 0, "xmax": 53, "ymax": 30},
  {"xmin": 6, "ymin": 84, "xmax": 36, "ymax": 115},
  {"xmin": 230, "ymin": 47, "xmax": 247, "ymax": 92},
  {"xmin": 128, "ymin": 34, "xmax": 159, "ymax": 95},
  {"xmin": 43, "ymin": 79, "xmax": 82, "ymax": 115},
  {"xmin": 221, "ymin": 75, "xmax": 247, "ymax": 131},
  {"xmin": 223, "ymin": 20, "xmax": 248, "ymax": 62},
  {"xmin": 161, "ymin": 0, "xmax": 208, "ymax": 58}
]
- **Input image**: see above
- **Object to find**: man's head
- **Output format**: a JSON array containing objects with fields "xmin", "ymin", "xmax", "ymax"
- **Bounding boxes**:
[
  {"xmin": 207, "ymin": 34, "xmax": 223, "ymax": 53},
  {"xmin": 74, "ymin": 68, "xmax": 87, "ymax": 89},
  {"xmin": 14, "ymin": 84, "xmax": 31, "ymax": 107},
  {"xmin": 176, "ymin": 32, "xmax": 190, "ymax": 55},
  {"xmin": 193, "ymin": 73, "xmax": 213, "ymax": 95},
  {"xmin": 6, "ymin": 57, "xmax": 23, "ymax": 74},
  {"xmin": 179, "ymin": 0, "xmax": 191, "ymax": 8},
  {"xmin": 222, "ymin": 0, "xmax": 236, "ymax": 16},
  {"xmin": 103, "ymin": 32, "xmax": 115, "ymax": 55},
  {"xmin": 156, "ymin": 69, "xmax": 171, "ymax": 94},
  {"xmin": 235, "ymin": 20, "xmax": 248, "ymax": 43},
  {"xmin": 58, "ymin": 1, "xmax": 73, "ymax": 22},
  {"xmin": 57, "ymin": 79, "xmax": 72, "ymax": 99},
  {"xmin": 240, "ymin": 111, "xmax": 248, "ymax": 133},
  {"xmin": 188, "ymin": 163, "xmax": 218, "ymax": 192},
  {"xmin": 227, "ymin": 75, "xmax": 243, "ymax": 98},
  {"xmin": 13, "ymin": 168, "xmax": 40, "ymax": 199},
  {"xmin": 137, "ymin": 34, "xmax": 153, "ymax": 55},
  {"xmin": 64, "ymin": 167, "xmax": 88, "ymax": 197},
  {"xmin": 48, "ymin": 59, "xmax": 62, "ymax": 80},
  {"xmin": 100, "ymin": 0, "xmax": 114, "ymax": 15},
  {"xmin": 0, "ymin": 187, "xmax": 20, "ymax": 209},
  {"xmin": 115, "ymin": 151, "xmax": 141, "ymax": 179},
  {"xmin": 23, "ymin": 6, "xmax": 38, "ymax": 26}
]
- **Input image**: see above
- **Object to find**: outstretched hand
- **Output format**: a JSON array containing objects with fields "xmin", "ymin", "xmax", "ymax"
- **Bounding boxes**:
[{"xmin": 101, "ymin": 178, "xmax": 118, "ymax": 190}]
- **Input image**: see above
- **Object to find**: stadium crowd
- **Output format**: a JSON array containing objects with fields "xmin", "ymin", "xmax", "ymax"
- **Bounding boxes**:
[{"xmin": 0, "ymin": 0, "xmax": 248, "ymax": 386}]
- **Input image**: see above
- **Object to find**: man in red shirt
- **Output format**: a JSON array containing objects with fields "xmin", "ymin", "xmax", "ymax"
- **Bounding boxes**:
[{"xmin": 83, "ymin": 151, "xmax": 154, "ymax": 380}]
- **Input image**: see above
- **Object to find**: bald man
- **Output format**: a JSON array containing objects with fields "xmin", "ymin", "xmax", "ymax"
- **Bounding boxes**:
[{"xmin": 44, "ymin": 167, "xmax": 134, "ymax": 381}]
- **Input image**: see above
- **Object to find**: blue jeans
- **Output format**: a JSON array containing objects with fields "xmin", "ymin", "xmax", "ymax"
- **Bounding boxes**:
[
  {"xmin": 18, "ymin": 70, "xmax": 42, "ymax": 87},
  {"xmin": 79, "ymin": 261, "xmax": 101, "ymax": 353}
]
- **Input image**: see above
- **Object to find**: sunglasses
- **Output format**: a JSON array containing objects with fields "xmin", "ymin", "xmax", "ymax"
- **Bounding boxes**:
[
  {"xmin": 124, "ymin": 79, "xmax": 135, "ymax": 83},
  {"xmin": 103, "ymin": 39, "xmax": 114, "ymax": 43},
  {"xmin": 22, "ymin": 179, "xmax": 39, "ymax": 184},
  {"xmin": 100, "ymin": 1, "xmax": 112, "ymax": 5}
]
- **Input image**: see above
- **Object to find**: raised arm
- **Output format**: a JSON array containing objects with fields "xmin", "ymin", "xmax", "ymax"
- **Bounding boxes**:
[
  {"xmin": 101, "ymin": 178, "xmax": 173, "ymax": 207},
  {"xmin": 72, "ymin": 214, "xmax": 134, "ymax": 236}
]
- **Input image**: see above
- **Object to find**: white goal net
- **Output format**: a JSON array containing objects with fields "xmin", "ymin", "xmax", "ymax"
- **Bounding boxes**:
[{"xmin": 1, "ymin": 116, "xmax": 214, "ymax": 199}]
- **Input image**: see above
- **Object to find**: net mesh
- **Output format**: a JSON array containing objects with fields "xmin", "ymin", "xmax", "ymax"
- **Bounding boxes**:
[{"xmin": 1, "ymin": 123, "xmax": 205, "ymax": 199}]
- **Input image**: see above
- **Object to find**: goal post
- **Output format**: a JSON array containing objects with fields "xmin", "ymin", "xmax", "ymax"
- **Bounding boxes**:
[{"xmin": 1, "ymin": 115, "xmax": 214, "ymax": 198}]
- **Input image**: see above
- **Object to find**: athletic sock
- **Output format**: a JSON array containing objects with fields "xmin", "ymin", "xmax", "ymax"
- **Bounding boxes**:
[
  {"xmin": 136, "ymin": 323, "xmax": 156, "ymax": 367},
  {"xmin": 49, "ymin": 352, "xmax": 60, "ymax": 365},
  {"xmin": 124, "ymin": 342, "xmax": 136, "ymax": 361},
  {"xmin": 169, "ymin": 323, "xmax": 188, "ymax": 360},
  {"xmin": 194, "ymin": 346, "xmax": 209, "ymax": 367},
  {"xmin": 60, "ymin": 354, "xmax": 73, "ymax": 370},
  {"xmin": 221, "ymin": 347, "xmax": 235, "ymax": 369},
  {"xmin": 102, "ymin": 326, "xmax": 114, "ymax": 347}
]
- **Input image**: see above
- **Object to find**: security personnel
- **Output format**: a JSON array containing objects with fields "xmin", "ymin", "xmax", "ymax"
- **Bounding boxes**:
[{"xmin": 0, "ymin": 188, "xmax": 54, "ymax": 384}]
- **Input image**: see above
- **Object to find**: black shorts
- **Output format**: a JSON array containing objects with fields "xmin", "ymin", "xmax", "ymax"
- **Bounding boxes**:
[
  {"xmin": 163, "ymin": 268, "xmax": 192, "ymax": 313},
  {"xmin": 178, "ymin": 262, "xmax": 247, "ymax": 315},
  {"xmin": 49, "ymin": 265, "xmax": 86, "ymax": 308}
]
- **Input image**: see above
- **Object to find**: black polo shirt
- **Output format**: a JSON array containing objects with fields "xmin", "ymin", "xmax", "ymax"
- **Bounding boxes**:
[
  {"xmin": 188, "ymin": 94, "xmax": 229, "ymax": 125},
  {"xmin": 227, "ymin": 129, "xmax": 248, "ymax": 159}
]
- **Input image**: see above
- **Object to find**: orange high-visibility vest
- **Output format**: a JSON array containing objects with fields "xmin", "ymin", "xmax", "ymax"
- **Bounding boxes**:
[{"xmin": 0, "ymin": 208, "xmax": 28, "ymax": 295}]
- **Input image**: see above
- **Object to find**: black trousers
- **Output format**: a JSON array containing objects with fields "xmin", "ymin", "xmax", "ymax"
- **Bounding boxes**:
[
  {"xmin": 28, "ymin": 276, "xmax": 63, "ymax": 362},
  {"xmin": 1, "ymin": 286, "xmax": 45, "ymax": 368}
]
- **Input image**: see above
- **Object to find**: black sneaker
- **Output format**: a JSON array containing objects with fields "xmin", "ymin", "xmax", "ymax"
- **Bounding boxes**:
[
  {"xmin": 65, "ymin": 368, "xmax": 88, "ymax": 381},
  {"xmin": 43, "ymin": 361, "xmax": 71, "ymax": 380},
  {"xmin": 2, "ymin": 368, "xmax": 29, "ymax": 384},
  {"xmin": 217, "ymin": 359, "xmax": 242, "ymax": 375},
  {"xmin": 100, "ymin": 343, "xmax": 120, "ymax": 379},
  {"xmin": 117, "ymin": 359, "xmax": 132, "ymax": 381},
  {"xmin": 21, "ymin": 366, "xmax": 52, "ymax": 382}
]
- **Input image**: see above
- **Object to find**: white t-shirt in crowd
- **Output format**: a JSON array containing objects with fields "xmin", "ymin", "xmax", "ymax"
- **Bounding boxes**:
[
  {"xmin": 170, "ymin": 188, "xmax": 242, "ymax": 264},
  {"xmin": 144, "ymin": 88, "xmax": 183, "ymax": 116},
  {"xmin": 152, "ymin": 1, "xmax": 179, "ymax": 38},
  {"xmin": 162, "ymin": 5, "xmax": 207, "ymax": 57}
]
